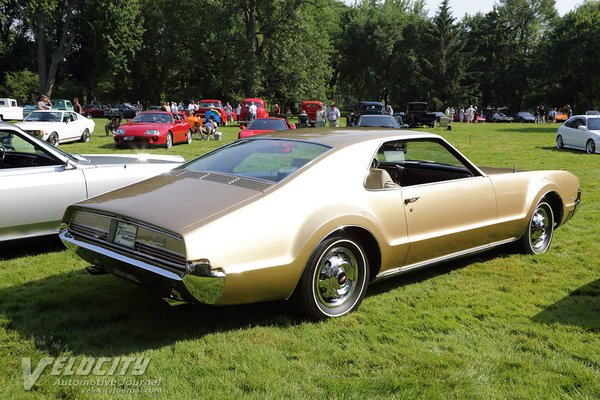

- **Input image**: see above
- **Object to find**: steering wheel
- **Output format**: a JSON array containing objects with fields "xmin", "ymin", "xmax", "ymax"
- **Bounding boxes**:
[{"xmin": 0, "ymin": 145, "xmax": 5, "ymax": 167}]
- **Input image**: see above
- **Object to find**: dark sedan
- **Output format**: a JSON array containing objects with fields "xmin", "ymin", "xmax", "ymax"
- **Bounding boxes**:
[
  {"xmin": 514, "ymin": 112, "xmax": 536, "ymax": 123},
  {"xmin": 105, "ymin": 103, "xmax": 142, "ymax": 119},
  {"xmin": 81, "ymin": 104, "xmax": 109, "ymax": 118}
]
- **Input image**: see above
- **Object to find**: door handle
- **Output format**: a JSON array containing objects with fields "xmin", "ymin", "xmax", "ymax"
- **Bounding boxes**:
[{"xmin": 404, "ymin": 197, "xmax": 420, "ymax": 205}]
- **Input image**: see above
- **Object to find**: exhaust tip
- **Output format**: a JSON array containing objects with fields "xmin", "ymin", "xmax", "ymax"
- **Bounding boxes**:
[{"xmin": 86, "ymin": 263, "xmax": 107, "ymax": 275}]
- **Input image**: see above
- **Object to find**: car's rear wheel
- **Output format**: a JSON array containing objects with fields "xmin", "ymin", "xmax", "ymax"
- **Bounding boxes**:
[
  {"xmin": 520, "ymin": 200, "xmax": 554, "ymax": 255},
  {"xmin": 48, "ymin": 132, "xmax": 59, "ymax": 147},
  {"xmin": 80, "ymin": 129, "xmax": 90, "ymax": 143},
  {"xmin": 294, "ymin": 235, "xmax": 369, "ymax": 320},
  {"xmin": 586, "ymin": 139, "xmax": 595, "ymax": 154},
  {"xmin": 186, "ymin": 129, "xmax": 193, "ymax": 144},
  {"xmin": 556, "ymin": 135, "xmax": 564, "ymax": 149},
  {"xmin": 165, "ymin": 132, "xmax": 173, "ymax": 149}
]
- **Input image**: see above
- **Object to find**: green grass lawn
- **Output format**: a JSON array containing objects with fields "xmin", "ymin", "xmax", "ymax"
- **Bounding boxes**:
[{"xmin": 1, "ymin": 121, "xmax": 599, "ymax": 399}]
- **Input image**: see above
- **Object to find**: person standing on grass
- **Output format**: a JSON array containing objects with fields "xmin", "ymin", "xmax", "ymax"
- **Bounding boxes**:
[
  {"xmin": 248, "ymin": 102, "xmax": 257, "ymax": 121},
  {"xmin": 328, "ymin": 103, "xmax": 340, "ymax": 127},
  {"xmin": 224, "ymin": 102, "xmax": 233, "ymax": 123},
  {"xmin": 73, "ymin": 98, "xmax": 82, "ymax": 114}
]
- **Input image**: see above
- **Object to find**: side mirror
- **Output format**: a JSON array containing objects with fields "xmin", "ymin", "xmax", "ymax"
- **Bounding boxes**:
[
  {"xmin": 174, "ymin": 119, "xmax": 181, "ymax": 124},
  {"xmin": 578, "ymin": 125, "xmax": 588, "ymax": 131}
]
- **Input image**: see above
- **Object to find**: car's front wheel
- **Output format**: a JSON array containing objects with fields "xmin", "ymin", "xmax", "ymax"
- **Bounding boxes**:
[
  {"xmin": 294, "ymin": 235, "xmax": 369, "ymax": 320},
  {"xmin": 165, "ymin": 132, "xmax": 173, "ymax": 149},
  {"xmin": 80, "ymin": 129, "xmax": 90, "ymax": 143},
  {"xmin": 556, "ymin": 135, "xmax": 564, "ymax": 149},
  {"xmin": 520, "ymin": 200, "xmax": 554, "ymax": 255},
  {"xmin": 586, "ymin": 139, "xmax": 595, "ymax": 154},
  {"xmin": 47, "ymin": 132, "xmax": 59, "ymax": 147}
]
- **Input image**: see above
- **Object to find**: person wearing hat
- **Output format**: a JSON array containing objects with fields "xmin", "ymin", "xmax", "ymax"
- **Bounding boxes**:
[{"xmin": 328, "ymin": 103, "xmax": 340, "ymax": 127}]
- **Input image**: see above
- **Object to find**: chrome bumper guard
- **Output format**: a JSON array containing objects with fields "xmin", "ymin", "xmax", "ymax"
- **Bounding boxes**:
[{"xmin": 60, "ymin": 229, "xmax": 225, "ymax": 305}]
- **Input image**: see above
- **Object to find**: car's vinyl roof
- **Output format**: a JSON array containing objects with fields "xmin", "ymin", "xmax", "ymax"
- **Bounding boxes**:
[{"xmin": 254, "ymin": 129, "xmax": 442, "ymax": 148}]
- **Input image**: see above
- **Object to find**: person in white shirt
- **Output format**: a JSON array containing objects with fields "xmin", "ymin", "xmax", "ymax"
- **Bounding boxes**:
[
  {"xmin": 248, "ymin": 102, "xmax": 257, "ymax": 121},
  {"xmin": 328, "ymin": 103, "xmax": 340, "ymax": 127}
]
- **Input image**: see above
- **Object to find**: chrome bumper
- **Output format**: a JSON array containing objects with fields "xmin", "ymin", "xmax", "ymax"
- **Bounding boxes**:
[{"xmin": 59, "ymin": 229, "xmax": 225, "ymax": 305}]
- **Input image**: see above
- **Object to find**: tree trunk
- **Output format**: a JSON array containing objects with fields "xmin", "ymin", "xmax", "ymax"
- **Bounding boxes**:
[{"xmin": 242, "ymin": 0, "xmax": 257, "ymax": 97}]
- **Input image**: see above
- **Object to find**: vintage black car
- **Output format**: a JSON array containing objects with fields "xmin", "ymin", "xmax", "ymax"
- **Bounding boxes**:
[
  {"xmin": 405, "ymin": 102, "xmax": 438, "ymax": 127},
  {"xmin": 104, "ymin": 103, "xmax": 142, "ymax": 119},
  {"xmin": 347, "ymin": 101, "xmax": 384, "ymax": 126}
]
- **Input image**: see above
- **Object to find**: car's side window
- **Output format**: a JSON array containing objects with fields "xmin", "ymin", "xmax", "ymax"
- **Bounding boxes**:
[{"xmin": 370, "ymin": 139, "xmax": 476, "ymax": 188}]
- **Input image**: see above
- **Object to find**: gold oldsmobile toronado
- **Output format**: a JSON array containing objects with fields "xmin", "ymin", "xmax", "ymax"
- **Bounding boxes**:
[{"xmin": 60, "ymin": 130, "xmax": 581, "ymax": 319}]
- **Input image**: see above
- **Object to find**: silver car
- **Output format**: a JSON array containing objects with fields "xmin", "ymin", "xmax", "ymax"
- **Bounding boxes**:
[
  {"xmin": 0, "ymin": 122, "xmax": 184, "ymax": 241},
  {"xmin": 556, "ymin": 115, "xmax": 600, "ymax": 154}
]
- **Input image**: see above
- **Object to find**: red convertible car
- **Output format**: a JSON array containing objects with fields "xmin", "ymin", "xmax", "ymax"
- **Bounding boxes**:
[
  {"xmin": 197, "ymin": 100, "xmax": 229, "ymax": 125},
  {"xmin": 238, "ymin": 98, "xmax": 269, "ymax": 124},
  {"xmin": 113, "ymin": 111, "xmax": 192, "ymax": 149},
  {"xmin": 238, "ymin": 117, "xmax": 295, "ymax": 139}
]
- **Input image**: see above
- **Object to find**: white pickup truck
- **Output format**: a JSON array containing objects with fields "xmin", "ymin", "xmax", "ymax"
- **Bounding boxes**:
[{"xmin": 0, "ymin": 98, "xmax": 24, "ymax": 121}]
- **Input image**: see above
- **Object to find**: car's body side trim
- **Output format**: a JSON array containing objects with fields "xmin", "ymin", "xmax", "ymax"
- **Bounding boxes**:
[{"xmin": 374, "ymin": 237, "xmax": 517, "ymax": 280}]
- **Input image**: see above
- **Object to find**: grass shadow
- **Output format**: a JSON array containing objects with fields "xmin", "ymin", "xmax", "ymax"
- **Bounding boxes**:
[
  {"xmin": 0, "ymin": 268, "xmax": 300, "ymax": 357},
  {"xmin": 494, "ymin": 126, "xmax": 558, "ymax": 134},
  {"xmin": 368, "ymin": 244, "xmax": 514, "ymax": 297},
  {"xmin": 0, "ymin": 236, "xmax": 65, "ymax": 260},
  {"xmin": 531, "ymin": 279, "xmax": 600, "ymax": 332},
  {"xmin": 0, "ymin": 243, "xmax": 514, "ymax": 357}
]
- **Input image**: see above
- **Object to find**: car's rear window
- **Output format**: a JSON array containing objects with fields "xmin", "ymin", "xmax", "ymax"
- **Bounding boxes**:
[
  {"xmin": 183, "ymin": 139, "xmax": 330, "ymax": 182},
  {"xmin": 133, "ymin": 113, "xmax": 172, "ymax": 123},
  {"xmin": 247, "ymin": 119, "xmax": 287, "ymax": 131}
]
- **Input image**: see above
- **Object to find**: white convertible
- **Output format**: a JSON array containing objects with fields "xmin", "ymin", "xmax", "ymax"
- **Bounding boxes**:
[
  {"xmin": 0, "ymin": 122, "xmax": 184, "ymax": 241},
  {"xmin": 16, "ymin": 110, "xmax": 95, "ymax": 146}
]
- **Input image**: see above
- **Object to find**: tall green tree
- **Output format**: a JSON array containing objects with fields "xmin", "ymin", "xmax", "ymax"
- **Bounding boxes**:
[
  {"xmin": 420, "ymin": 0, "xmax": 467, "ymax": 109},
  {"xmin": 537, "ymin": 0, "xmax": 600, "ymax": 111},
  {"xmin": 338, "ymin": 0, "xmax": 427, "ymax": 107}
]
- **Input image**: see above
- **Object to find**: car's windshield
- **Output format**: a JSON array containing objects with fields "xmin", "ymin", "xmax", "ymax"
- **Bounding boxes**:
[
  {"xmin": 132, "ymin": 113, "xmax": 172, "ymax": 123},
  {"xmin": 588, "ymin": 118, "xmax": 600, "ymax": 130},
  {"xmin": 247, "ymin": 119, "xmax": 288, "ymax": 131},
  {"xmin": 183, "ymin": 139, "xmax": 330, "ymax": 182},
  {"xmin": 357, "ymin": 115, "xmax": 399, "ymax": 128},
  {"xmin": 198, "ymin": 102, "xmax": 221, "ymax": 108},
  {"xmin": 0, "ymin": 127, "xmax": 75, "ymax": 162},
  {"xmin": 25, "ymin": 111, "xmax": 62, "ymax": 122}
]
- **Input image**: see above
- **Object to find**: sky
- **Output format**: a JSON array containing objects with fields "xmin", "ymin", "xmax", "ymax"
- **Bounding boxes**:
[{"xmin": 423, "ymin": 0, "xmax": 581, "ymax": 18}]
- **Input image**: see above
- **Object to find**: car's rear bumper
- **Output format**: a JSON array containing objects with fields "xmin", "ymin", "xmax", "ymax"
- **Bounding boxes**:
[{"xmin": 60, "ymin": 229, "xmax": 225, "ymax": 305}]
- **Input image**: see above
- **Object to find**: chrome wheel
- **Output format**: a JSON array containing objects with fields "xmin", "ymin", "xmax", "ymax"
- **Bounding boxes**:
[
  {"xmin": 314, "ymin": 246, "xmax": 358, "ymax": 308},
  {"xmin": 586, "ymin": 139, "xmax": 595, "ymax": 154},
  {"xmin": 521, "ymin": 201, "xmax": 554, "ymax": 254},
  {"xmin": 295, "ymin": 236, "xmax": 369, "ymax": 320},
  {"xmin": 186, "ymin": 129, "xmax": 193, "ymax": 144},
  {"xmin": 48, "ymin": 133, "xmax": 59, "ymax": 147},
  {"xmin": 165, "ymin": 133, "xmax": 173, "ymax": 149},
  {"xmin": 556, "ymin": 135, "xmax": 563, "ymax": 149},
  {"xmin": 80, "ymin": 129, "xmax": 90, "ymax": 143}
]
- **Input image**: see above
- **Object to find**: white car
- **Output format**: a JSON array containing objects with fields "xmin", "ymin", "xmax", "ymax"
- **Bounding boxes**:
[
  {"xmin": 0, "ymin": 98, "xmax": 23, "ymax": 121},
  {"xmin": 556, "ymin": 115, "xmax": 600, "ymax": 154},
  {"xmin": 0, "ymin": 122, "xmax": 184, "ymax": 241},
  {"xmin": 16, "ymin": 110, "xmax": 95, "ymax": 146}
]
